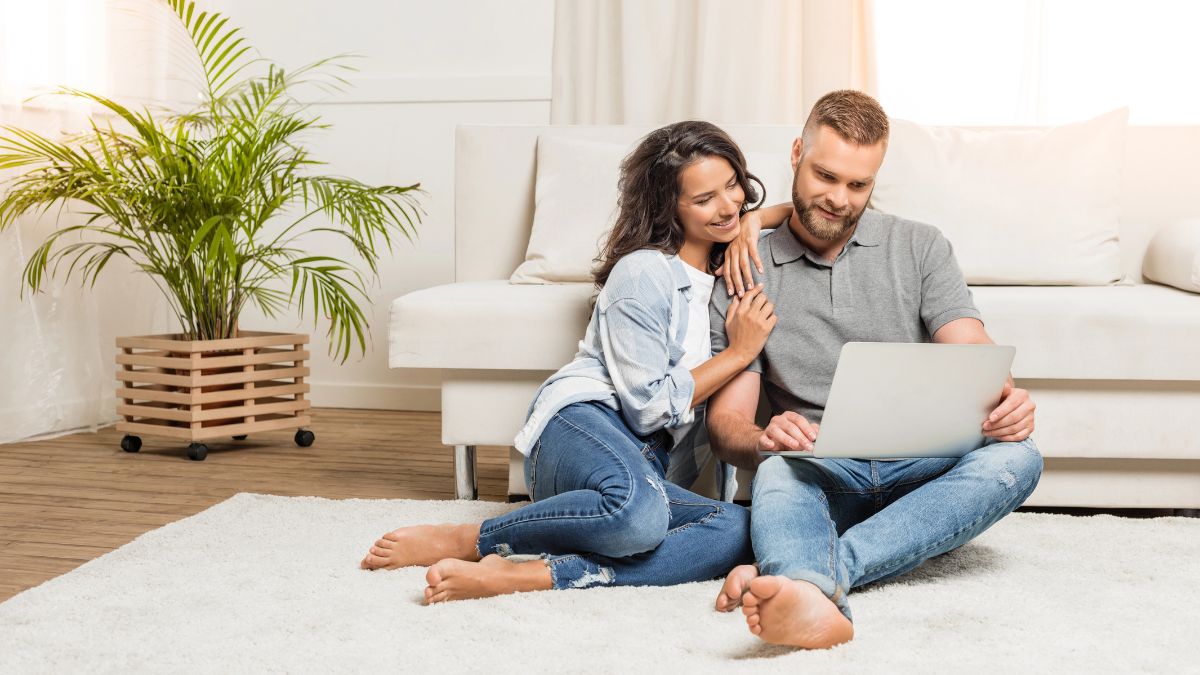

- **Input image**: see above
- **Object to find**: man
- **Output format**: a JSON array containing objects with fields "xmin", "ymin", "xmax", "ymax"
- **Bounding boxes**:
[{"xmin": 706, "ymin": 90, "xmax": 1042, "ymax": 649}]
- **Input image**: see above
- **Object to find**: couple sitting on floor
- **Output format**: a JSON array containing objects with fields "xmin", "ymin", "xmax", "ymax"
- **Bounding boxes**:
[{"xmin": 359, "ymin": 90, "xmax": 1042, "ymax": 650}]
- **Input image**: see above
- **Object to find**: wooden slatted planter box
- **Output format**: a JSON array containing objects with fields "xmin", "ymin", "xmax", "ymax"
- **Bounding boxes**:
[{"xmin": 115, "ymin": 331, "xmax": 315, "ymax": 461}]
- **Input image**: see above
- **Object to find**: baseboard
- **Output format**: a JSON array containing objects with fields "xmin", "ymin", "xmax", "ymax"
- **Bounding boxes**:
[
  {"xmin": 307, "ymin": 382, "xmax": 441, "ymax": 412},
  {"xmin": 0, "ymin": 384, "xmax": 439, "ymax": 444}
]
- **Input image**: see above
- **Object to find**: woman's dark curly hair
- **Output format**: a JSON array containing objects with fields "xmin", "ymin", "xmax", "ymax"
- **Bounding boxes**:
[{"xmin": 592, "ymin": 120, "xmax": 764, "ymax": 289}]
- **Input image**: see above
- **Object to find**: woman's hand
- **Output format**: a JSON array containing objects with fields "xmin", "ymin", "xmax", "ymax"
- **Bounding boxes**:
[
  {"xmin": 717, "ymin": 202, "xmax": 792, "ymax": 297},
  {"xmin": 718, "ymin": 211, "xmax": 766, "ymax": 298},
  {"xmin": 725, "ymin": 285, "xmax": 777, "ymax": 364}
]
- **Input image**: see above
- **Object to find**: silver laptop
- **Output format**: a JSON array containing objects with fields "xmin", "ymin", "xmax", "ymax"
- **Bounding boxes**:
[{"xmin": 783, "ymin": 342, "xmax": 1015, "ymax": 459}]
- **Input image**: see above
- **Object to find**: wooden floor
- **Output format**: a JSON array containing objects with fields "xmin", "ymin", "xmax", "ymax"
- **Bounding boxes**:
[
  {"xmin": 0, "ymin": 408, "xmax": 510, "ymax": 602},
  {"xmin": 2, "ymin": 409, "xmax": 1189, "ymax": 603}
]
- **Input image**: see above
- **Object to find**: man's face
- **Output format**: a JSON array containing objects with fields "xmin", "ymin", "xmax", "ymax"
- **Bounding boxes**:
[{"xmin": 789, "ymin": 125, "xmax": 886, "ymax": 242}]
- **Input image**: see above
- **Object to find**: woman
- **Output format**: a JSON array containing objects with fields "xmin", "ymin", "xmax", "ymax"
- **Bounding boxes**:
[{"xmin": 361, "ymin": 121, "xmax": 790, "ymax": 602}]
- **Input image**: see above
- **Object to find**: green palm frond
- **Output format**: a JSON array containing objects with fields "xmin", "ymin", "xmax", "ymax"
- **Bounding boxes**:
[{"xmin": 0, "ymin": 0, "xmax": 423, "ymax": 363}]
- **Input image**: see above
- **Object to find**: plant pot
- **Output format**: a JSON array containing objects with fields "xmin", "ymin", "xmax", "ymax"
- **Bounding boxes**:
[{"xmin": 114, "ymin": 331, "xmax": 313, "ymax": 460}]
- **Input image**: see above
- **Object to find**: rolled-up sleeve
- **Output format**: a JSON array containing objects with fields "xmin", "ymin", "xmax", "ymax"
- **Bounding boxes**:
[{"xmin": 599, "ymin": 296, "xmax": 696, "ymax": 436}]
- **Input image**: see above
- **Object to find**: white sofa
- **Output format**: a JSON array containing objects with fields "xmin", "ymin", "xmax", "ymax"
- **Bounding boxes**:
[{"xmin": 389, "ymin": 123, "xmax": 1200, "ymax": 508}]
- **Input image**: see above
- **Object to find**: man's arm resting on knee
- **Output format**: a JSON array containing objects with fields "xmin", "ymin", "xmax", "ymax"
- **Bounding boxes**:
[{"xmin": 707, "ymin": 371, "xmax": 767, "ymax": 470}]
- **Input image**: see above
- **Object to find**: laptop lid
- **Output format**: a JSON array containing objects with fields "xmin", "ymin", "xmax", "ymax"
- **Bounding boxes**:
[{"xmin": 810, "ymin": 342, "xmax": 1016, "ymax": 459}]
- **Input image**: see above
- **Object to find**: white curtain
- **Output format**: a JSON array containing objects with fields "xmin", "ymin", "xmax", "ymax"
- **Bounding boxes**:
[
  {"xmin": 873, "ymin": 0, "xmax": 1200, "ymax": 125},
  {"xmin": 0, "ymin": 0, "xmax": 188, "ymax": 443},
  {"xmin": 550, "ymin": 0, "xmax": 876, "ymax": 125},
  {"xmin": 551, "ymin": 0, "xmax": 805, "ymax": 125}
]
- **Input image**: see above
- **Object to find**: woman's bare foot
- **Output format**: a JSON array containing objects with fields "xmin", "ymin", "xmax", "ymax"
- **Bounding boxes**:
[
  {"xmin": 741, "ymin": 575, "xmax": 854, "ymax": 649},
  {"xmin": 715, "ymin": 564, "xmax": 759, "ymax": 612},
  {"xmin": 360, "ymin": 523, "xmax": 482, "ymax": 570},
  {"xmin": 423, "ymin": 554, "xmax": 553, "ymax": 603}
]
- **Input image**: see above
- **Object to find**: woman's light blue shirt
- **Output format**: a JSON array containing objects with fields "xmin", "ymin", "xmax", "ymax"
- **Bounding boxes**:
[{"xmin": 514, "ymin": 249, "xmax": 702, "ymax": 459}]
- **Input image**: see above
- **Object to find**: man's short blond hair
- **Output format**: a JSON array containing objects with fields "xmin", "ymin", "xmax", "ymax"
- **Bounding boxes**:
[{"xmin": 802, "ymin": 90, "xmax": 889, "ymax": 148}]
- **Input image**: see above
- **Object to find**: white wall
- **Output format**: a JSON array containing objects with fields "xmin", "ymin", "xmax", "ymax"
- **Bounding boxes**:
[{"xmin": 200, "ymin": 0, "xmax": 555, "ymax": 411}]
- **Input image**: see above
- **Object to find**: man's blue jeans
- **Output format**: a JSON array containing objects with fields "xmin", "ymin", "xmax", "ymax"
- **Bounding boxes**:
[
  {"xmin": 751, "ymin": 438, "xmax": 1043, "ymax": 620},
  {"xmin": 477, "ymin": 401, "xmax": 753, "ymax": 590}
]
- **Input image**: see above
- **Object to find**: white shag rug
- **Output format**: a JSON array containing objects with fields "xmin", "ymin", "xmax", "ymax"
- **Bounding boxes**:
[{"xmin": 1, "ymin": 493, "xmax": 1198, "ymax": 674}]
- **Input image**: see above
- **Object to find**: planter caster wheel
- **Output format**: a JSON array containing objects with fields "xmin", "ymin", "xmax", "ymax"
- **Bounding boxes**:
[
  {"xmin": 187, "ymin": 442, "xmax": 209, "ymax": 461},
  {"xmin": 232, "ymin": 435, "xmax": 248, "ymax": 440},
  {"xmin": 120, "ymin": 434, "xmax": 141, "ymax": 453},
  {"xmin": 294, "ymin": 429, "xmax": 315, "ymax": 447}
]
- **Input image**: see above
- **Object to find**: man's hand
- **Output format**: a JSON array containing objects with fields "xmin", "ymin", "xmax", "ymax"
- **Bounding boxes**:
[
  {"xmin": 983, "ymin": 378, "xmax": 1035, "ymax": 442},
  {"xmin": 759, "ymin": 411, "xmax": 819, "ymax": 452}
]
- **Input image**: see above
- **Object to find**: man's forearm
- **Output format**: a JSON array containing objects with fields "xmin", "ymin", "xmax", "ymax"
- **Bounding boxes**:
[{"xmin": 707, "ymin": 411, "xmax": 764, "ymax": 470}]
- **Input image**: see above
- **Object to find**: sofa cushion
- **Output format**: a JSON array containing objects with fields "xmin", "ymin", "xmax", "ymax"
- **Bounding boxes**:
[
  {"xmin": 391, "ymin": 281, "xmax": 1200, "ymax": 381},
  {"xmin": 389, "ymin": 281, "xmax": 593, "ymax": 370},
  {"xmin": 872, "ymin": 109, "xmax": 1128, "ymax": 285},
  {"xmin": 510, "ymin": 134, "xmax": 795, "ymax": 284},
  {"xmin": 973, "ymin": 284, "xmax": 1200, "ymax": 380},
  {"xmin": 1142, "ymin": 219, "xmax": 1200, "ymax": 293}
]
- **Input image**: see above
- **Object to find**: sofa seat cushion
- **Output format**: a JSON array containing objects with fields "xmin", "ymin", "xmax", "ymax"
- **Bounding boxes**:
[
  {"xmin": 389, "ymin": 281, "xmax": 592, "ymax": 370},
  {"xmin": 973, "ymin": 284, "xmax": 1200, "ymax": 380},
  {"xmin": 391, "ymin": 281, "xmax": 1200, "ymax": 380}
]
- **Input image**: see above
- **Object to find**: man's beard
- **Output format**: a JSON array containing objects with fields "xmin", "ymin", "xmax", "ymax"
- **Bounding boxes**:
[{"xmin": 792, "ymin": 185, "xmax": 863, "ymax": 242}]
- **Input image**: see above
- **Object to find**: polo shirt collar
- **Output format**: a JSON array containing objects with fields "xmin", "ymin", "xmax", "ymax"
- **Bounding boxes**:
[
  {"xmin": 769, "ymin": 208, "xmax": 883, "ymax": 265},
  {"xmin": 849, "ymin": 209, "xmax": 883, "ymax": 247},
  {"xmin": 769, "ymin": 221, "xmax": 808, "ymax": 265}
]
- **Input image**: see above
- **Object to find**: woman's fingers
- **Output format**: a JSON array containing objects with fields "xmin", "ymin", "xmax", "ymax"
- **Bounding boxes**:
[
  {"xmin": 729, "ymin": 251, "xmax": 745, "ymax": 296},
  {"xmin": 749, "ymin": 243, "xmax": 764, "ymax": 274},
  {"xmin": 735, "ymin": 248, "xmax": 755, "ymax": 296},
  {"xmin": 736, "ymin": 285, "xmax": 763, "ymax": 315}
]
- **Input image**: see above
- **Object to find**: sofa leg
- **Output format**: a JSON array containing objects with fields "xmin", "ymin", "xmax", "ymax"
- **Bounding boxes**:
[{"xmin": 454, "ymin": 445, "xmax": 478, "ymax": 500}]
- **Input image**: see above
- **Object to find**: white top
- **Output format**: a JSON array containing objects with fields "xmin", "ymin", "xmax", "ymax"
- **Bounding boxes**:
[{"xmin": 669, "ymin": 263, "xmax": 716, "ymax": 444}]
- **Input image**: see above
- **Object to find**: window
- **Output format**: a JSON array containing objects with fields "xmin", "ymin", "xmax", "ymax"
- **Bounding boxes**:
[
  {"xmin": 873, "ymin": 0, "xmax": 1200, "ymax": 125},
  {"xmin": 0, "ymin": 0, "xmax": 111, "ymax": 106},
  {"xmin": 0, "ymin": 0, "xmax": 183, "ymax": 110}
]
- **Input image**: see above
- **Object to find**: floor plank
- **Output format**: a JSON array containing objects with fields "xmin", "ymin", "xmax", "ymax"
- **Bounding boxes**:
[{"xmin": 0, "ymin": 408, "xmax": 508, "ymax": 602}]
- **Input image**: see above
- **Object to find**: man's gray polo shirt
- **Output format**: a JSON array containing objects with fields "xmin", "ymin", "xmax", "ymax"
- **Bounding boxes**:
[{"xmin": 709, "ymin": 208, "xmax": 982, "ymax": 425}]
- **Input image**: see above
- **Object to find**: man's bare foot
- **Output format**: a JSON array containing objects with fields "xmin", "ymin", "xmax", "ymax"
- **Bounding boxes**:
[
  {"xmin": 423, "ymin": 554, "xmax": 553, "ymax": 603},
  {"xmin": 360, "ymin": 523, "xmax": 481, "ymax": 570},
  {"xmin": 741, "ymin": 576, "xmax": 854, "ymax": 649},
  {"xmin": 715, "ymin": 564, "xmax": 759, "ymax": 612}
]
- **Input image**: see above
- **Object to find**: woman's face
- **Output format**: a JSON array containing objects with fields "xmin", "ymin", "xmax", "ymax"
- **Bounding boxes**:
[{"xmin": 675, "ymin": 155, "xmax": 744, "ymax": 246}]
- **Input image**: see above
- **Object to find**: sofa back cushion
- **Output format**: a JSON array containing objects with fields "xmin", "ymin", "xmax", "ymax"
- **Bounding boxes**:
[
  {"xmin": 1142, "ymin": 218, "xmax": 1200, "ymax": 293},
  {"xmin": 509, "ymin": 136, "xmax": 627, "ymax": 284},
  {"xmin": 871, "ymin": 109, "xmax": 1128, "ymax": 285},
  {"xmin": 510, "ymin": 134, "xmax": 794, "ymax": 284}
]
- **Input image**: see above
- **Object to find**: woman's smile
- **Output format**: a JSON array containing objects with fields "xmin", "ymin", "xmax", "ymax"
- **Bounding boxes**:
[{"xmin": 710, "ymin": 214, "xmax": 739, "ymax": 232}]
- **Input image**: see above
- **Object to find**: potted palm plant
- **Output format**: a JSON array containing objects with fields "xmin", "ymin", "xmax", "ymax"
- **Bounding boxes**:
[{"xmin": 0, "ymin": 1, "xmax": 422, "ymax": 460}]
